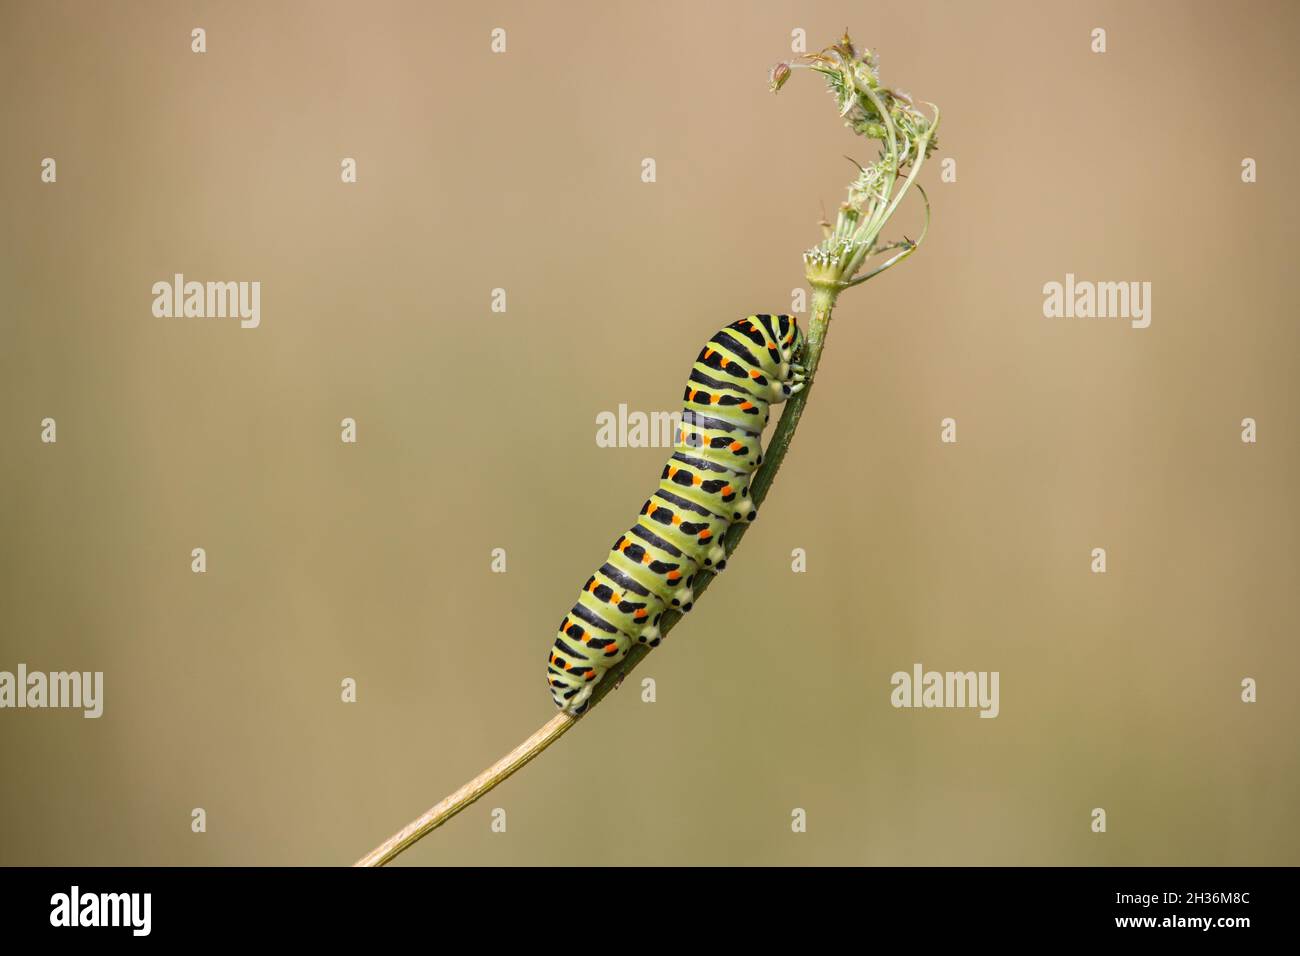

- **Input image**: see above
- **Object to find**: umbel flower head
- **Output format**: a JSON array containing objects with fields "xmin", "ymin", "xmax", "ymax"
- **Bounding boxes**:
[{"xmin": 771, "ymin": 30, "xmax": 940, "ymax": 293}]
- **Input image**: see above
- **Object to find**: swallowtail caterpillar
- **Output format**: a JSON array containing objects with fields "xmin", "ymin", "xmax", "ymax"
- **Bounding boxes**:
[{"xmin": 547, "ymin": 314, "xmax": 806, "ymax": 714}]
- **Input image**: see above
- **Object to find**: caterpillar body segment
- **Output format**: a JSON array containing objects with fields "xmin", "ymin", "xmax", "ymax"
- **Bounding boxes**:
[{"xmin": 546, "ymin": 314, "xmax": 805, "ymax": 715}]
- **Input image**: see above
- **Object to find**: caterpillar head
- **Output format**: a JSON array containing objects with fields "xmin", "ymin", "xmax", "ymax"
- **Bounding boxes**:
[{"xmin": 773, "ymin": 314, "xmax": 802, "ymax": 362}]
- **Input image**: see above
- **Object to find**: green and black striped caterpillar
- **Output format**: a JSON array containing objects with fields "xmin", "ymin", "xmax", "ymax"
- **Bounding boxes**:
[{"xmin": 547, "ymin": 314, "xmax": 806, "ymax": 715}]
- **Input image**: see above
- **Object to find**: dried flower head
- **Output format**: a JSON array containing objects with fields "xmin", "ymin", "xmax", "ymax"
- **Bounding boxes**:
[{"xmin": 771, "ymin": 30, "xmax": 940, "ymax": 292}]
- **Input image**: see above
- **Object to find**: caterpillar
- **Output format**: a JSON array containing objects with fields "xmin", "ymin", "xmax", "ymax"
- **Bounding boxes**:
[{"xmin": 546, "ymin": 314, "xmax": 806, "ymax": 715}]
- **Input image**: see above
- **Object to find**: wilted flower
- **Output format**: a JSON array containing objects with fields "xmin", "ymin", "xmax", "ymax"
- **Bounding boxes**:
[
  {"xmin": 772, "ymin": 31, "xmax": 940, "ymax": 292},
  {"xmin": 769, "ymin": 61, "xmax": 792, "ymax": 92}
]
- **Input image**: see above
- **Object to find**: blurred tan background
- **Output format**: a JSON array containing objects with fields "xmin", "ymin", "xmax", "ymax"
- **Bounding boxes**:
[{"xmin": 2, "ymin": 0, "xmax": 1297, "ymax": 866}]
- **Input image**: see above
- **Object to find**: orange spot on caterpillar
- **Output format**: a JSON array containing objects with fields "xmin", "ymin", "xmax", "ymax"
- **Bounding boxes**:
[
  {"xmin": 741, "ymin": 401, "xmax": 754, "ymax": 410},
  {"xmin": 667, "ymin": 570, "xmax": 682, "ymax": 581},
  {"xmin": 730, "ymin": 441, "xmax": 743, "ymax": 452},
  {"xmin": 699, "ymin": 530, "xmax": 712, "ymax": 540},
  {"xmin": 672, "ymin": 515, "xmax": 681, "ymax": 524},
  {"xmin": 692, "ymin": 475, "xmax": 702, "ymax": 486},
  {"xmin": 750, "ymin": 369, "xmax": 761, "ymax": 379},
  {"xmin": 721, "ymin": 485, "xmax": 733, "ymax": 495}
]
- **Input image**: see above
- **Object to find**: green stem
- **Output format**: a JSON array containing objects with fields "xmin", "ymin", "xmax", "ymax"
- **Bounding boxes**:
[{"xmin": 356, "ymin": 28, "xmax": 932, "ymax": 867}]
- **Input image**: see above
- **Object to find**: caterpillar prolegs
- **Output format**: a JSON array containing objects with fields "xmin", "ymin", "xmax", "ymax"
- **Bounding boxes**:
[{"xmin": 547, "ymin": 314, "xmax": 806, "ymax": 715}]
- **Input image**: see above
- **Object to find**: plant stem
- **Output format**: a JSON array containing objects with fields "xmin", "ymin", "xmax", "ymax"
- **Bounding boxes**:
[
  {"xmin": 353, "ymin": 712, "xmax": 572, "ymax": 867},
  {"xmin": 356, "ymin": 29, "xmax": 935, "ymax": 866},
  {"xmin": 354, "ymin": 289, "xmax": 840, "ymax": 867}
]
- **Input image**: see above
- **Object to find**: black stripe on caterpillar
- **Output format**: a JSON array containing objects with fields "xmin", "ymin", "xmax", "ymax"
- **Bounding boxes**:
[{"xmin": 546, "ymin": 314, "xmax": 806, "ymax": 715}]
